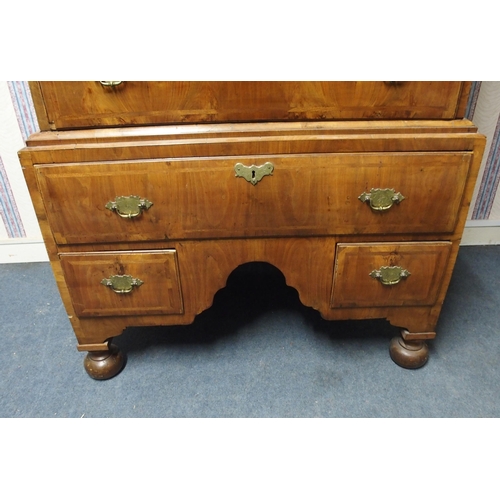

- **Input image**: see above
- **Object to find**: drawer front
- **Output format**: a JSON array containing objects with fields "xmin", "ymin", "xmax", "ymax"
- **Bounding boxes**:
[
  {"xmin": 36, "ymin": 152, "xmax": 471, "ymax": 244},
  {"xmin": 330, "ymin": 242, "xmax": 452, "ymax": 308},
  {"xmin": 34, "ymin": 81, "xmax": 468, "ymax": 129},
  {"xmin": 59, "ymin": 250, "xmax": 183, "ymax": 317}
]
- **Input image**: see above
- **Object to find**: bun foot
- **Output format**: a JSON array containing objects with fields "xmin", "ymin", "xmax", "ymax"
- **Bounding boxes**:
[
  {"xmin": 83, "ymin": 344, "xmax": 125, "ymax": 380},
  {"xmin": 389, "ymin": 335, "xmax": 429, "ymax": 369}
]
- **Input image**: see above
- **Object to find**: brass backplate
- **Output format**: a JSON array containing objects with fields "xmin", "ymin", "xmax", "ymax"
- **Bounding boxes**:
[
  {"xmin": 370, "ymin": 266, "xmax": 411, "ymax": 286},
  {"xmin": 100, "ymin": 274, "xmax": 144, "ymax": 294},
  {"xmin": 359, "ymin": 188, "xmax": 405, "ymax": 211},
  {"xmin": 105, "ymin": 195, "xmax": 153, "ymax": 218}
]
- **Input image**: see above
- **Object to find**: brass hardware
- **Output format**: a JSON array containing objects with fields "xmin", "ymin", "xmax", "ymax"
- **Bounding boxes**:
[
  {"xmin": 234, "ymin": 162, "xmax": 274, "ymax": 185},
  {"xmin": 99, "ymin": 81, "xmax": 123, "ymax": 87},
  {"xmin": 101, "ymin": 275, "xmax": 144, "ymax": 294},
  {"xmin": 105, "ymin": 195, "xmax": 153, "ymax": 219},
  {"xmin": 370, "ymin": 266, "xmax": 411, "ymax": 286},
  {"xmin": 358, "ymin": 188, "xmax": 405, "ymax": 212}
]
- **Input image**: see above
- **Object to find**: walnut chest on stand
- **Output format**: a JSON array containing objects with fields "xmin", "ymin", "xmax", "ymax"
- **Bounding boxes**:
[{"xmin": 19, "ymin": 82, "xmax": 486, "ymax": 379}]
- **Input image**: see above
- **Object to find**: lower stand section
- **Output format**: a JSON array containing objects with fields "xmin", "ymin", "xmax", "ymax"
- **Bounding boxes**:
[
  {"xmin": 83, "ymin": 344, "xmax": 125, "ymax": 380},
  {"xmin": 389, "ymin": 331, "xmax": 430, "ymax": 369}
]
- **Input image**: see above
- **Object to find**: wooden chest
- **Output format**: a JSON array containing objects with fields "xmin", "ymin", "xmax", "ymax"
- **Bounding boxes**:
[{"xmin": 20, "ymin": 81, "xmax": 485, "ymax": 379}]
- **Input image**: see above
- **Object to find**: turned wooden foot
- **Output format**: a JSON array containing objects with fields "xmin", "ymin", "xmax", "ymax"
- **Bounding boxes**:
[
  {"xmin": 389, "ymin": 332, "xmax": 429, "ymax": 369},
  {"xmin": 83, "ymin": 344, "xmax": 125, "ymax": 380}
]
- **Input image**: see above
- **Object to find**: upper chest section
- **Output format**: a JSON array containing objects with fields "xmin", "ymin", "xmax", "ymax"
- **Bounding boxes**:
[{"xmin": 30, "ymin": 81, "xmax": 471, "ymax": 131}]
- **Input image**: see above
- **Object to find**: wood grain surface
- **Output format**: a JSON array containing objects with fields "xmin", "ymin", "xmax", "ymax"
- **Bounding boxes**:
[
  {"xmin": 35, "ymin": 152, "xmax": 472, "ymax": 244},
  {"xmin": 33, "ymin": 81, "xmax": 470, "ymax": 130}
]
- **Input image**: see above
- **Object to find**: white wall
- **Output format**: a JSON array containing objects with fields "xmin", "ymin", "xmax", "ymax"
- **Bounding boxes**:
[
  {"xmin": 462, "ymin": 82, "xmax": 500, "ymax": 245},
  {"xmin": 0, "ymin": 81, "xmax": 47, "ymax": 262}
]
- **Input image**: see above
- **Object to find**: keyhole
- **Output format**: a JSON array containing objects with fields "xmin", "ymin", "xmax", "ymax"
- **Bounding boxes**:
[{"xmin": 252, "ymin": 169, "xmax": 256, "ymax": 179}]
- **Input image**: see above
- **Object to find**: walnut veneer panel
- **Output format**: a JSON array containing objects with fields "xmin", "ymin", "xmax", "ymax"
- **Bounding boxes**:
[
  {"xmin": 331, "ymin": 242, "xmax": 452, "ymax": 308},
  {"xmin": 35, "ymin": 152, "xmax": 471, "ymax": 244},
  {"xmin": 59, "ymin": 250, "xmax": 183, "ymax": 317},
  {"xmin": 31, "ymin": 81, "xmax": 470, "ymax": 130}
]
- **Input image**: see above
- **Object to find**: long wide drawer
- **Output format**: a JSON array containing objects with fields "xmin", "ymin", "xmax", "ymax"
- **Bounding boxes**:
[
  {"xmin": 36, "ymin": 152, "xmax": 471, "ymax": 244},
  {"xmin": 32, "ymin": 81, "xmax": 470, "ymax": 130},
  {"xmin": 330, "ymin": 242, "xmax": 452, "ymax": 308},
  {"xmin": 59, "ymin": 250, "xmax": 184, "ymax": 317}
]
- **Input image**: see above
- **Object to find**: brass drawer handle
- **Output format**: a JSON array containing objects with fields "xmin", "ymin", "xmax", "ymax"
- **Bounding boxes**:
[
  {"xmin": 101, "ymin": 274, "xmax": 144, "ymax": 294},
  {"xmin": 234, "ymin": 162, "xmax": 274, "ymax": 185},
  {"xmin": 105, "ymin": 195, "xmax": 153, "ymax": 219},
  {"xmin": 370, "ymin": 266, "xmax": 411, "ymax": 286},
  {"xmin": 358, "ymin": 188, "xmax": 405, "ymax": 212},
  {"xmin": 99, "ymin": 81, "xmax": 124, "ymax": 87}
]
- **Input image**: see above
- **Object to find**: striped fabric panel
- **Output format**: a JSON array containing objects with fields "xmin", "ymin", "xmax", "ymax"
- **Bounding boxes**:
[
  {"xmin": 0, "ymin": 155, "xmax": 26, "ymax": 238},
  {"xmin": 465, "ymin": 81, "xmax": 481, "ymax": 120},
  {"xmin": 472, "ymin": 112, "xmax": 500, "ymax": 220},
  {"xmin": 7, "ymin": 81, "xmax": 39, "ymax": 142}
]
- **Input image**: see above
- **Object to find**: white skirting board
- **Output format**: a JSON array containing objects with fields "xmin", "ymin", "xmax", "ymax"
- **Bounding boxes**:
[
  {"xmin": 0, "ymin": 238, "xmax": 48, "ymax": 263},
  {"xmin": 461, "ymin": 220, "xmax": 500, "ymax": 246},
  {"xmin": 1, "ymin": 222, "xmax": 499, "ymax": 264}
]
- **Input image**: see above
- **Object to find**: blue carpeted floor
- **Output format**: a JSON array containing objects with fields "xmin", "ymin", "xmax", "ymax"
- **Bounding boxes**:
[{"xmin": 1, "ymin": 245, "xmax": 499, "ymax": 418}]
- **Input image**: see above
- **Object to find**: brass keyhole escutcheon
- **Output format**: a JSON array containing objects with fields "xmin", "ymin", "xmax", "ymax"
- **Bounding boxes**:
[{"xmin": 234, "ymin": 162, "xmax": 274, "ymax": 185}]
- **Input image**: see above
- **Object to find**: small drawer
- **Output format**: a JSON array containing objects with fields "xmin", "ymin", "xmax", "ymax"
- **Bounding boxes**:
[
  {"xmin": 32, "ymin": 81, "xmax": 470, "ymax": 130},
  {"xmin": 36, "ymin": 152, "xmax": 471, "ymax": 244},
  {"xmin": 330, "ymin": 242, "xmax": 452, "ymax": 308},
  {"xmin": 59, "ymin": 250, "xmax": 183, "ymax": 317}
]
